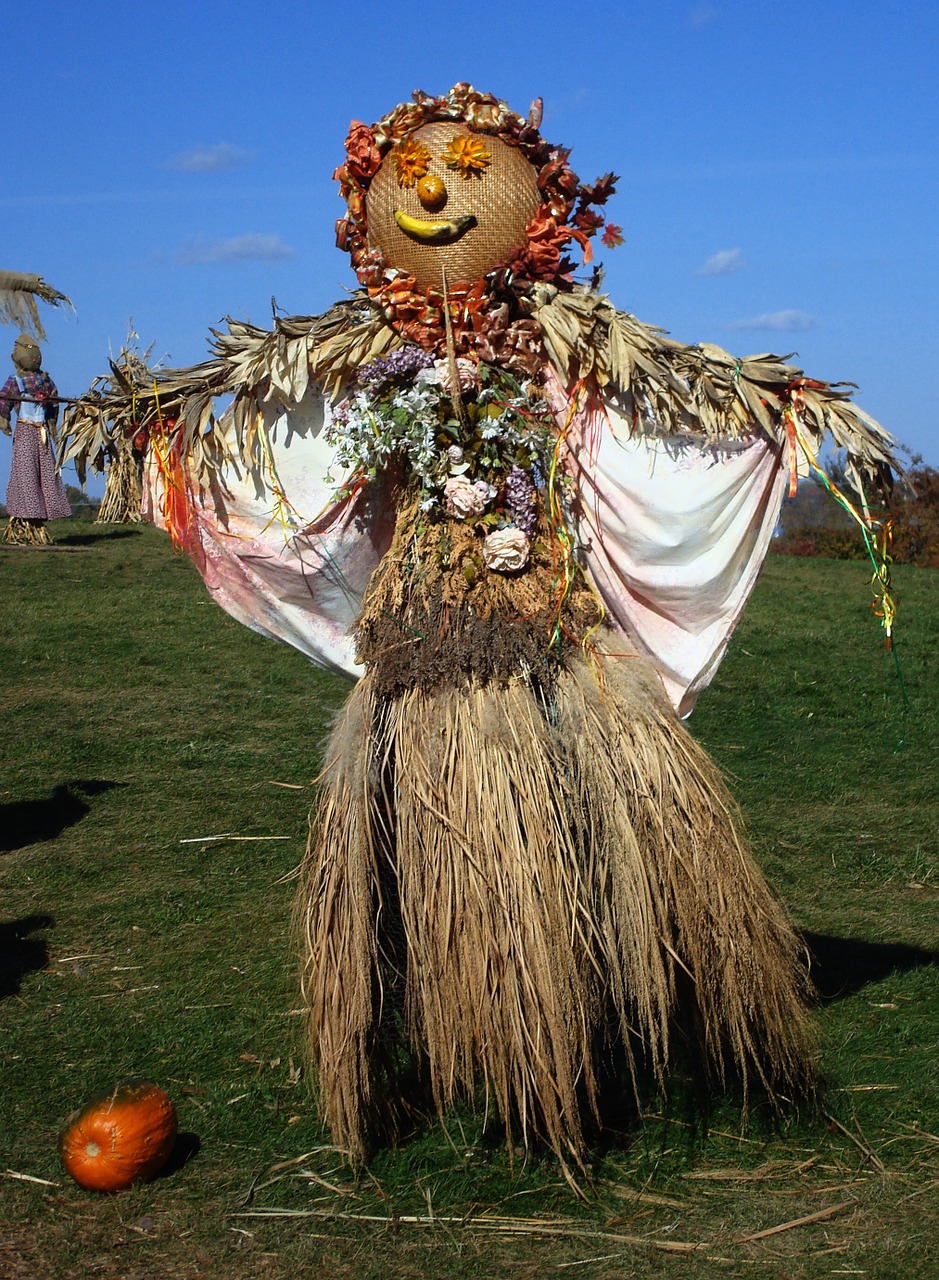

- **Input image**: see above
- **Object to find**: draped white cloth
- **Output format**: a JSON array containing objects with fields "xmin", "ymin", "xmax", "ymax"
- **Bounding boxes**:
[
  {"xmin": 143, "ymin": 394, "xmax": 389, "ymax": 681},
  {"xmin": 145, "ymin": 369, "xmax": 789, "ymax": 712},
  {"xmin": 544, "ymin": 370, "xmax": 789, "ymax": 715}
]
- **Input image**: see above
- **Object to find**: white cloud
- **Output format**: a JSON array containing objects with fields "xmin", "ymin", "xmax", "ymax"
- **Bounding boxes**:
[
  {"xmin": 165, "ymin": 144, "xmax": 255, "ymax": 173},
  {"xmin": 728, "ymin": 309, "xmax": 819, "ymax": 333},
  {"xmin": 695, "ymin": 247, "xmax": 744, "ymax": 277},
  {"xmin": 174, "ymin": 234, "xmax": 295, "ymax": 265},
  {"xmin": 689, "ymin": 6, "xmax": 720, "ymax": 27}
]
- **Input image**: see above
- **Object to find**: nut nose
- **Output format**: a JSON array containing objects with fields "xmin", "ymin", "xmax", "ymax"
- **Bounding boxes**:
[{"xmin": 417, "ymin": 174, "xmax": 447, "ymax": 209}]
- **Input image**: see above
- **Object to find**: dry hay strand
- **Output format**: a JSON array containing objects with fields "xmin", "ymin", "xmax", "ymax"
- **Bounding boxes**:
[
  {"xmin": 296, "ymin": 670, "xmax": 601, "ymax": 1164},
  {"xmin": 3, "ymin": 517, "xmax": 50, "ymax": 546},
  {"xmin": 294, "ymin": 634, "xmax": 815, "ymax": 1167},
  {"xmin": 553, "ymin": 650, "xmax": 816, "ymax": 1105},
  {"xmin": 391, "ymin": 678, "xmax": 600, "ymax": 1165},
  {"xmin": 294, "ymin": 676, "xmax": 394, "ymax": 1155},
  {"xmin": 96, "ymin": 435, "xmax": 143, "ymax": 523}
]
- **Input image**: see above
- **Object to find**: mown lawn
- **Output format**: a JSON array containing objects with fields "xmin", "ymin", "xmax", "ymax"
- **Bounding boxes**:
[{"xmin": 1, "ymin": 521, "xmax": 936, "ymax": 1279}]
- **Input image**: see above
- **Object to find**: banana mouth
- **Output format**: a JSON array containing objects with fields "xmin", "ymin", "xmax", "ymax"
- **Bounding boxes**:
[{"xmin": 393, "ymin": 210, "xmax": 477, "ymax": 243}]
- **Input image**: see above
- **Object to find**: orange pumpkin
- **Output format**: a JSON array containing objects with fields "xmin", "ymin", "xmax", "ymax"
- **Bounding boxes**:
[{"xmin": 59, "ymin": 1080, "xmax": 178, "ymax": 1192}]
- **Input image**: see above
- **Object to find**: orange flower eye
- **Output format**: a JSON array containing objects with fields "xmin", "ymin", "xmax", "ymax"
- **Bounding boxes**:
[
  {"xmin": 442, "ymin": 134, "xmax": 491, "ymax": 177},
  {"xmin": 393, "ymin": 138, "xmax": 431, "ymax": 188}
]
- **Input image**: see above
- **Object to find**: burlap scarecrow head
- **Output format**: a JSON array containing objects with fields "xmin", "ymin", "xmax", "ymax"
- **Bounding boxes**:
[
  {"xmin": 366, "ymin": 122, "xmax": 542, "ymax": 291},
  {"xmin": 12, "ymin": 333, "xmax": 41, "ymax": 373},
  {"xmin": 334, "ymin": 84, "xmax": 620, "ymax": 350}
]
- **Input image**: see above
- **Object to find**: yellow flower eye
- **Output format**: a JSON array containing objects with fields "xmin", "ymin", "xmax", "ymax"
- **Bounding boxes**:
[
  {"xmin": 393, "ymin": 138, "xmax": 431, "ymax": 188},
  {"xmin": 442, "ymin": 134, "xmax": 491, "ymax": 177}
]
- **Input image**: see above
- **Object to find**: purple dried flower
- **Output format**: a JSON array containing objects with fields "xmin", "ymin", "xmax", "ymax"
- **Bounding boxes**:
[
  {"xmin": 356, "ymin": 345, "xmax": 434, "ymax": 392},
  {"xmin": 504, "ymin": 464, "xmax": 537, "ymax": 537}
]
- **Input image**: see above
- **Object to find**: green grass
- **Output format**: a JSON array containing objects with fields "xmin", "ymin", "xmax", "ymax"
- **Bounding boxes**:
[{"xmin": 1, "ymin": 522, "xmax": 937, "ymax": 1279}]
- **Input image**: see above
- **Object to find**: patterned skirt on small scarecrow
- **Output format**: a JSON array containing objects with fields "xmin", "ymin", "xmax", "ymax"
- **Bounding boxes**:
[{"xmin": 4, "ymin": 417, "xmax": 72, "ymax": 545}]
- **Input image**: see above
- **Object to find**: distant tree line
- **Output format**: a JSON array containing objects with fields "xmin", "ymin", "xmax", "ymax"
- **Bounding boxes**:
[{"xmin": 773, "ymin": 457, "xmax": 939, "ymax": 569}]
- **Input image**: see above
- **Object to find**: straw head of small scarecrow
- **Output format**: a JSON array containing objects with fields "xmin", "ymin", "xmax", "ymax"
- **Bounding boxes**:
[
  {"xmin": 334, "ymin": 84, "xmax": 622, "ymax": 359},
  {"xmin": 12, "ymin": 333, "xmax": 42, "ymax": 374}
]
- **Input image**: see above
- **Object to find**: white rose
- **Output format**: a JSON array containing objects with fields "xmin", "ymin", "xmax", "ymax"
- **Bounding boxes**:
[
  {"xmin": 482, "ymin": 526, "xmax": 530, "ymax": 573},
  {"xmin": 444, "ymin": 475, "xmax": 488, "ymax": 519}
]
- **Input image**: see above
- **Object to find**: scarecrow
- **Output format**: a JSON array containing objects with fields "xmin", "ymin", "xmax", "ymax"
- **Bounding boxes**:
[
  {"xmin": 1, "ymin": 333, "xmax": 72, "ymax": 545},
  {"xmin": 90, "ymin": 345, "xmax": 153, "ymax": 524},
  {"xmin": 55, "ymin": 344, "xmax": 152, "ymax": 525},
  {"xmin": 0, "ymin": 273, "xmax": 72, "ymax": 543},
  {"xmin": 62, "ymin": 86, "xmax": 901, "ymax": 1168}
]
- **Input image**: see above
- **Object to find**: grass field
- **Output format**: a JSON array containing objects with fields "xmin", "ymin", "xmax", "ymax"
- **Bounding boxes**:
[{"xmin": 1, "ymin": 521, "xmax": 936, "ymax": 1279}]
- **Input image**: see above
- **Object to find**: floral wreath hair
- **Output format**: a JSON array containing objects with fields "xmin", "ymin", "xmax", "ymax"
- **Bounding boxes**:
[{"xmin": 334, "ymin": 83, "xmax": 622, "ymax": 353}]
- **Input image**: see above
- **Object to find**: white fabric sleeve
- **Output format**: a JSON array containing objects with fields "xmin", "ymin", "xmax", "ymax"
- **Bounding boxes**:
[
  {"xmin": 549, "ymin": 374, "xmax": 788, "ymax": 716},
  {"xmin": 143, "ymin": 389, "xmax": 392, "ymax": 680}
]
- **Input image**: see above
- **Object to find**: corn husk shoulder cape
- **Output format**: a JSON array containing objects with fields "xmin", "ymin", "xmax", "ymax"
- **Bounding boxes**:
[
  {"xmin": 63, "ymin": 285, "xmax": 898, "ymax": 490},
  {"xmin": 61, "ymin": 284, "xmax": 900, "ymax": 712}
]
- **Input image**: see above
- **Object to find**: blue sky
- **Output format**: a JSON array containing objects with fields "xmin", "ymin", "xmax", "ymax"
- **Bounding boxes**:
[{"xmin": 4, "ymin": 0, "xmax": 936, "ymax": 494}]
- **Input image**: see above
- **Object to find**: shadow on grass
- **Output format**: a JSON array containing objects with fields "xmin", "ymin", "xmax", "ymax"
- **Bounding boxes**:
[
  {"xmin": 0, "ymin": 779, "xmax": 123, "ymax": 853},
  {"xmin": 803, "ymin": 930, "xmax": 939, "ymax": 1003},
  {"xmin": 0, "ymin": 913, "xmax": 54, "ymax": 998},
  {"xmin": 55, "ymin": 527, "xmax": 143, "ymax": 546},
  {"xmin": 158, "ymin": 1131, "xmax": 202, "ymax": 1180}
]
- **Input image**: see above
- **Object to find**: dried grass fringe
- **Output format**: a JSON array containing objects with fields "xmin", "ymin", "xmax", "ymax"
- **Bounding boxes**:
[
  {"xmin": 295, "ymin": 638, "xmax": 815, "ymax": 1167},
  {"xmin": 3, "ymin": 517, "xmax": 50, "ymax": 545}
]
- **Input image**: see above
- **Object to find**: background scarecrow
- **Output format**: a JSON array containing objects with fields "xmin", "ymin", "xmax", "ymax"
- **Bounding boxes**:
[
  {"xmin": 0, "ymin": 273, "xmax": 72, "ymax": 544},
  {"xmin": 2, "ymin": 333, "xmax": 72, "ymax": 545},
  {"xmin": 62, "ymin": 85, "xmax": 901, "ymax": 1169}
]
